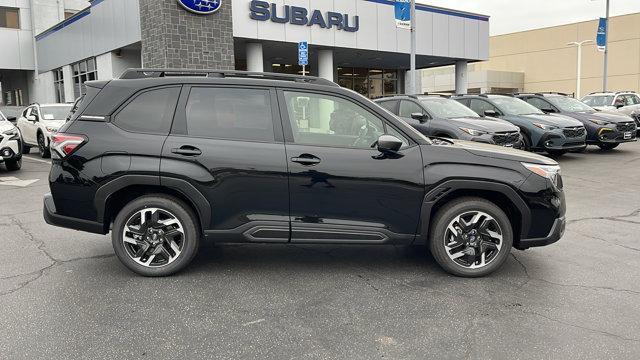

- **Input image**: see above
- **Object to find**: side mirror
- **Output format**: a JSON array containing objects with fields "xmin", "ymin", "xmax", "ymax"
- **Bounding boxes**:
[
  {"xmin": 26, "ymin": 114, "xmax": 37, "ymax": 122},
  {"xmin": 484, "ymin": 109, "xmax": 499, "ymax": 117},
  {"xmin": 541, "ymin": 108, "xmax": 557, "ymax": 114},
  {"xmin": 377, "ymin": 134, "xmax": 403, "ymax": 153},
  {"xmin": 6, "ymin": 116, "xmax": 16, "ymax": 124},
  {"xmin": 410, "ymin": 112, "xmax": 428, "ymax": 122},
  {"xmin": 615, "ymin": 102, "xmax": 625, "ymax": 109}
]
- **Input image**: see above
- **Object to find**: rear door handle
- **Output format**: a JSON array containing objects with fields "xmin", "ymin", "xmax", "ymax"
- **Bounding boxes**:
[
  {"xmin": 291, "ymin": 154, "xmax": 321, "ymax": 165},
  {"xmin": 171, "ymin": 145, "xmax": 202, "ymax": 156}
]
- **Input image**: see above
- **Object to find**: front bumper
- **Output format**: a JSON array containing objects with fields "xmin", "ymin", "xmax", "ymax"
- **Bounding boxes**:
[
  {"xmin": 517, "ymin": 216, "xmax": 566, "ymax": 249},
  {"xmin": 0, "ymin": 138, "xmax": 21, "ymax": 163},
  {"xmin": 587, "ymin": 125, "xmax": 637, "ymax": 144},
  {"xmin": 43, "ymin": 193, "xmax": 106, "ymax": 234},
  {"xmin": 464, "ymin": 132, "xmax": 522, "ymax": 148},
  {"xmin": 533, "ymin": 128, "xmax": 587, "ymax": 151}
]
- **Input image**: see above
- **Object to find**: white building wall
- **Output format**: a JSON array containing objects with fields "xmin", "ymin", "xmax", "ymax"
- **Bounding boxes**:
[
  {"xmin": 62, "ymin": 65, "xmax": 74, "ymax": 101},
  {"xmin": 28, "ymin": 70, "xmax": 55, "ymax": 103},
  {"xmin": 0, "ymin": 0, "xmax": 35, "ymax": 70}
]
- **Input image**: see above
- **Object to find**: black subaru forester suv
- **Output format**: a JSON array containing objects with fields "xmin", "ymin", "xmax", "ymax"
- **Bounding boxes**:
[{"xmin": 44, "ymin": 69, "xmax": 566, "ymax": 278}]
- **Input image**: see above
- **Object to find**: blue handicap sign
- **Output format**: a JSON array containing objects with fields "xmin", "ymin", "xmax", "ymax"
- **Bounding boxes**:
[{"xmin": 298, "ymin": 41, "xmax": 308, "ymax": 66}]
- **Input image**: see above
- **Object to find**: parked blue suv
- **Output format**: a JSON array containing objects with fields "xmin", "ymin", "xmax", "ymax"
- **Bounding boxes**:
[{"xmin": 454, "ymin": 94, "xmax": 587, "ymax": 156}]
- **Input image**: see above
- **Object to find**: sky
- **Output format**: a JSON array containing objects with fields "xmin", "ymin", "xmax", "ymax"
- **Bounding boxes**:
[{"xmin": 420, "ymin": 0, "xmax": 640, "ymax": 35}]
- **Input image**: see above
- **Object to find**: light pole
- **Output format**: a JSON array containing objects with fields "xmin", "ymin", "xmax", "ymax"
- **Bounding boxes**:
[{"xmin": 567, "ymin": 40, "xmax": 594, "ymax": 99}]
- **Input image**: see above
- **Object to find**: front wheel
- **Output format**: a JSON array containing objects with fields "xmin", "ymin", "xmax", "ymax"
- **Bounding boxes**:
[
  {"xmin": 37, "ymin": 133, "xmax": 51, "ymax": 158},
  {"xmin": 597, "ymin": 143, "xmax": 619, "ymax": 151},
  {"xmin": 429, "ymin": 197, "xmax": 513, "ymax": 277},
  {"xmin": 5, "ymin": 158, "xmax": 22, "ymax": 171},
  {"xmin": 547, "ymin": 150, "xmax": 567, "ymax": 157},
  {"xmin": 112, "ymin": 195, "xmax": 200, "ymax": 277}
]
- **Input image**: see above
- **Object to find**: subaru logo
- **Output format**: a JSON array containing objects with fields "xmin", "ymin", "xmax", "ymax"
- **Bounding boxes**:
[{"xmin": 177, "ymin": 0, "xmax": 221, "ymax": 15}]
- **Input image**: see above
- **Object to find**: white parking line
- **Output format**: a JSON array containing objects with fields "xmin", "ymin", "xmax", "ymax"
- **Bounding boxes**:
[{"xmin": 22, "ymin": 156, "xmax": 51, "ymax": 164}]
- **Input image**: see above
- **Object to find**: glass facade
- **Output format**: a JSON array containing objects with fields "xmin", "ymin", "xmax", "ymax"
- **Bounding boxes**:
[
  {"xmin": 337, "ymin": 67, "xmax": 398, "ymax": 98},
  {"xmin": 53, "ymin": 68, "xmax": 65, "ymax": 103}
]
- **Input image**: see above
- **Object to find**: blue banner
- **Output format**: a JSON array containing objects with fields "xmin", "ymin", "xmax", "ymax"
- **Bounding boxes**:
[
  {"xmin": 298, "ymin": 41, "xmax": 308, "ymax": 66},
  {"xmin": 394, "ymin": 0, "xmax": 410, "ymax": 29},
  {"xmin": 596, "ymin": 17, "xmax": 607, "ymax": 52}
]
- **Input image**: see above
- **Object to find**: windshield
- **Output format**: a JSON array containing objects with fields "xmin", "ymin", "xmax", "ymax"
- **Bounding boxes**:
[
  {"xmin": 40, "ymin": 105, "xmax": 73, "ymax": 120},
  {"xmin": 420, "ymin": 98, "xmax": 479, "ymax": 119},
  {"xmin": 491, "ymin": 97, "xmax": 544, "ymax": 116},
  {"xmin": 582, "ymin": 95, "xmax": 614, "ymax": 107},
  {"xmin": 547, "ymin": 96, "xmax": 594, "ymax": 112}
]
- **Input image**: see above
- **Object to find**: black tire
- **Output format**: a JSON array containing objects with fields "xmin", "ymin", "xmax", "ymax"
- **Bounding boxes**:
[
  {"xmin": 112, "ymin": 194, "xmax": 200, "ymax": 277},
  {"xmin": 37, "ymin": 133, "xmax": 51, "ymax": 158},
  {"xmin": 21, "ymin": 144, "xmax": 30, "ymax": 154},
  {"xmin": 428, "ymin": 197, "xmax": 513, "ymax": 277},
  {"xmin": 597, "ymin": 143, "xmax": 619, "ymax": 151},
  {"xmin": 521, "ymin": 134, "xmax": 532, "ymax": 152},
  {"xmin": 5, "ymin": 158, "xmax": 22, "ymax": 171}
]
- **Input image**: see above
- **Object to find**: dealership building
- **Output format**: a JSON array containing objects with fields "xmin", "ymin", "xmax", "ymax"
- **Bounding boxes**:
[{"xmin": 1, "ymin": 0, "xmax": 489, "ymax": 104}]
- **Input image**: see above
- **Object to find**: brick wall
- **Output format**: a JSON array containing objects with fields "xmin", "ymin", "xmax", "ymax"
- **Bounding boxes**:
[{"xmin": 139, "ymin": 0, "xmax": 235, "ymax": 70}]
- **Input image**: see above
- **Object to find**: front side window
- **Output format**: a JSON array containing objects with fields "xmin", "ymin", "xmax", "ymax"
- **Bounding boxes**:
[
  {"xmin": 399, "ymin": 101, "xmax": 424, "ymax": 118},
  {"xmin": 283, "ymin": 91, "xmax": 387, "ymax": 149},
  {"xmin": 0, "ymin": 7, "xmax": 19, "ymax": 29},
  {"xmin": 546, "ymin": 96, "xmax": 594, "ymax": 112},
  {"xmin": 185, "ymin": 87, "xmax": 274, "ymax": 142},
  {"xmin": 469, "ymin": 99, "xmax": 499, "ymax": 116},
  {"xmin": 377, "ymin": 100, "xmax": 398, "ymax": 115},
  {"xmin": 113, "ymin": 87, "xmax": 180, "ymax": 134},
  {"xmin": 525, "ymin": 97, "xmax": 554, "ymax": 111}
]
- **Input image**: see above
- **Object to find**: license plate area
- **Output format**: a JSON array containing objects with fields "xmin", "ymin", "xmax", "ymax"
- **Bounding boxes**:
[{"xmin": 624, "ymin": 131, "xmax": 632, "ymax": 140}]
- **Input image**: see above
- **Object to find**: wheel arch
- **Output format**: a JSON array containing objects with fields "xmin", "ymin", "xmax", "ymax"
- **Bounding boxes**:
[
  {"xmin": 95, "ymin": 175, "xmax": 211, "ymax": 234},
  {"xmin": 418, "ymin": 179, "xmax": 531, "ymax": 249}
]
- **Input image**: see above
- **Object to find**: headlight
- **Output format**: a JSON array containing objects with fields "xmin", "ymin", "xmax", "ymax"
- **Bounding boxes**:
[
  {"xmin": 2, "ymin": 128, "xmax": 18, "ymax": 136},
  {"xmin": 533, "ymin": 123, "xmax": 559, "ymax": 130},
  {"xmin": 522, "ymin": 162, "xmax": 562, "ymax": 187},
  {"xmin": 459, "ymin": 127, "xmax": 487, "ymax": 136},
  {"xmin": 589, "ymin": 119, "xmax": 610, "ymax": 126},
  {"xmin": 45, "ymin": 126, "xmax": 58, "ymax": 133}
]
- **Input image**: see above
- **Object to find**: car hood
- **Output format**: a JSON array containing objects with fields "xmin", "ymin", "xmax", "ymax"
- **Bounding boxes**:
[
  {"xmin": 447, "ymin": 116, "xmax": 519, "ymax": 132},
  {"xmin": 563, "ymin": 110, "xmax": 633, "ymax": 124},
  {"xmin": 507, "ymin": 113, "xmax": 583, "ymax": 127},
  {"xmin": 447, "ymin": 138, "xmax": 557, "ymax": 165},
  {"xmin": 0, "ymin": 121, "xmax": 17, "ymax": 133}
]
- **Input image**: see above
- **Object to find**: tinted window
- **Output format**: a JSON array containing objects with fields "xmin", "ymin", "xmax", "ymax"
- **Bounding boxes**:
[
  {"xmin": 185, "ymin": 87, "xmax": 274, "ymax": 142},
  {"xmin": 546, "ymin": 96, "xmax": 594, "ymax": 112},
  {"xmin": 582, "ymin": 95, "xmax": 614, "ymax": 107},
  {"xmin": 113, "ymin": 87, "xmax": 180, "ymax": 134},
  {"xmin": 377, "ymin": 100, "xmax": 398, "ymax": 114},
  {"xmin": 469, "ymin": 99, "xmax": 499, "ymax": 116},
  {"xmin": 399, "ymin": 100, "xmax": 424, "ymax": 118},
  {"xmin": 420, "ymin": 98, "xmax": 479, "ymax": 118},
  {"xmin": 283, "ymin": 91, "xmax": 386, "ymax": 149},
  {"xmin": 491, "ymin": 97, "xmax": 543, "ymax": 116}
]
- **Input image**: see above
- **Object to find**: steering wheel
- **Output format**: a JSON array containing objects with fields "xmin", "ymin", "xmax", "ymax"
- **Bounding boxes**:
[{"xmin": 352, "ymin": 124, "xmax": 379, "ymax": 148}]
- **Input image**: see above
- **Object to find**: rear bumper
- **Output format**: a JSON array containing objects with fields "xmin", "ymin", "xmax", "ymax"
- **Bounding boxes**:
[
  {"xmin": 516, "ymin": 216, "xmax": 565, "ymax": 250},
  {"xmin": 43, "ymin": 193, "xmax": 106, "ymax": 234}
]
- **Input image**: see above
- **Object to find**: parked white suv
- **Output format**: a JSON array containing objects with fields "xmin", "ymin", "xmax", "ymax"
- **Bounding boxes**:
[
  {"xmin": 0, "ymin": 110, "xmax": 23, "ymax": 171},
  {"xmin": 581, "ymin": 91, "xmax": 640, "ymax": 116},
  {"xmin": 17, "ymin": 103, "xmax": 73, "ymax": 158}
]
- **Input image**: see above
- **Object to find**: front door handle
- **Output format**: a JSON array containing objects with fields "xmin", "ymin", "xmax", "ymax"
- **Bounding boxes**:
[
  {"xmin": 171, "ymin": 145, "xmax": 202, "ymax": 156},
  {"xmin": 291, "ymin": 154, "xmax": 321, "ymax": 165}
]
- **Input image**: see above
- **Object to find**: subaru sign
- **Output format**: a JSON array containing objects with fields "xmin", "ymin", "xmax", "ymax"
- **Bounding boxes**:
[
  {"xmin": 177, "ymin": 0, "xmax": 221, "ymax": 15},
  {"xmin": 298, "ymin": 41, "xmax": 308, "ymax": 66},
  {"xmin": 249, "ymin": 0, "xmax": 359, "ymax": 32},
  {"xmin": 596, "ymin": 17, "xmax": 607, "ymax": 52}
]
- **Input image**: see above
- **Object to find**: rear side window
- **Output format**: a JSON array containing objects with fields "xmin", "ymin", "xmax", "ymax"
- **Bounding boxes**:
[
  {"xmin": 185, "ymin": 87, "xmax": 274, "ymax": 142},
  {"xmin": 113, "ymin": 87, "xmax": 180, "ymax": 134}
]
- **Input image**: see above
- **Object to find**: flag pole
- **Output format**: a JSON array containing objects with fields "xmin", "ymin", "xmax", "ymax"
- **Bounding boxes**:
[{"xmin": 409, "ymin": 0, "xmax": 416, "ymax": 95}]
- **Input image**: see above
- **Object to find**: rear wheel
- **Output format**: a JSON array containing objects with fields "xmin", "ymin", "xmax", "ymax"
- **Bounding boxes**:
[
  {"xmin": 5, "ymin": 158, "xmax": 21, "ymax": 171},
  {"xmin": 597, "ymin": 143, "xmax": 619, "ymax": 151},
  {"xmin": 112, "ymin": 195, "xmax": 200, "ymax": 277},
  {"xmin": 429, "ymin": 197, "xmax": 513, "ymax": 277},
  {"xmin": 37, "ymin": 133, "xmax": 51, "ymax": 158}
]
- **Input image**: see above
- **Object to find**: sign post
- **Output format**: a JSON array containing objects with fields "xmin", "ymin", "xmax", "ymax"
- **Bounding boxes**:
[{"xmin": 298, "ymin": 41, "xmax": 308, "ymax": 76}]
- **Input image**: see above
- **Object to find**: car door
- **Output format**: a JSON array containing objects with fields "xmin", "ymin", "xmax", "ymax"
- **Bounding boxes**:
[
  {"xmin": 161, "ymin": 85, "xmax": 290, "ymax": 243},
  {"xmin": 19, "ymin": 106, "xmax": 38, "ymax": 144},
  {"xmin": 278, "ymin": 89, "xmax": 425, "ymax": 243}
]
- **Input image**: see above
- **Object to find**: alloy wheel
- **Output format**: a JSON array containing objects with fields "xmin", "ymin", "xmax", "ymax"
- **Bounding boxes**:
[
  {"xmin": 443, "ymin": 211, "xmax": 503, "ymax": 269},
  {"xmin": 122, "ymin": 207, "xmax": 185, "ymax": 267}
]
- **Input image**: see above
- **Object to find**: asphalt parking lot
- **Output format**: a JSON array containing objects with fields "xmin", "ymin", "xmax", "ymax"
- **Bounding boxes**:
[{"xmin": 1, "ymin": 144, "xmax": 639, "ymax": 360}]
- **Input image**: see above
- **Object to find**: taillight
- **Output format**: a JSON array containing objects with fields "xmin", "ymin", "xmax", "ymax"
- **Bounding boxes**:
[{"xmin": 50, "ymin": 133, "xmax": 87, "ymax": 158}]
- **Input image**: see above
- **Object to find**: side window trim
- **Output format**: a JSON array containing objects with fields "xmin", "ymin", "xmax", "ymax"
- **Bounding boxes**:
[
  {"xmin": 276, "ymin": 88, "xmax": 413, "ymax": 149},
  {"xmin": 111, "ymin": 85, "xmax": 182, "ymax": 135}
]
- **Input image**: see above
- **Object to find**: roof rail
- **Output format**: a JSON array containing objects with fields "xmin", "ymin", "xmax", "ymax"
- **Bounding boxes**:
[
  {"xmin": 615, "ymin": 90, "xmax": 637, "ymax": 94},
  {"xmin": 118, "ymin": 68, "xmax": 339, "ymax": 86}
]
